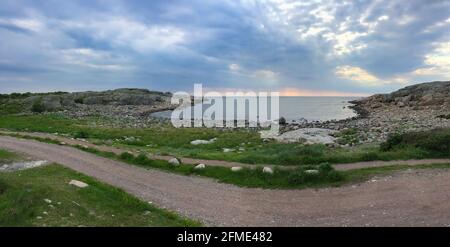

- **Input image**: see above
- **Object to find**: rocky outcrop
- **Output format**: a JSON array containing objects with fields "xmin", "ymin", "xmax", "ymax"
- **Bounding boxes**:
[
  {"xmin": 353, "ymin": 81, "xmax": 450, "ymax": 111},
  {"xmin": 0, "ymin": 89, "xmax": 176, "ymax": 123},
  {"xmin": 283, "ymin": 81, "xmax": 450, "ymax": 144}
]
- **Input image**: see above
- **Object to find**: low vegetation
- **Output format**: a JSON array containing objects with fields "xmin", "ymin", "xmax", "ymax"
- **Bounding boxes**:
[
  {"xmin": 0, "ymin": 149, "xmax": 20, "ymax": 164},
  {"xmin": 79, "ymin": 145, "xmax": 346, "ymax": 189},
  {"xmin": 381, "ymin": 128, "xmax": 450, "ymax": 157},
  {"xmin": 0, "ymin": 114, "xmax": 448, "ymax": 167},
  {"xmin": 0, "ymin": 163, "xmax": 199, "ymax": 226}
]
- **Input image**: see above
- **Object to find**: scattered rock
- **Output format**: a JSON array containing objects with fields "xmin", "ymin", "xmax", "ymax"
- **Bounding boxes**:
[
  {"xmin": 0, "ymin": 160, "xmax": 47, "ymax": 172},
  {"xmin": 274, "ymin": 128, "xmax": 337, "ymax": 144},
  {"xmin": 305, "ymin": 169, "xmax": 319, "ymax": 174},
  {"xmin": 194, "ymin": 164, "xmax": 206, "ymax": 169},
  {"xmin": 168, "ymin": 158, "xmax": 181, "ymax": 166},
  {"xmin": 190, "ymin": 138, "xmax": 217, "ymax": 145},
  {"xmin": 263, "ymin": 167, "xmax": 274, "ymax": 174},
  {"xmin": 44, "ymin": 199, "xmax": 52, "ymax": 204},
  {"xmin": 231, "ymin": 167, "xmax": 243, "ymax": 172},
  {"xmin": 223, "ymin": 148, "xmax": 235, "ymax": 153},
  {"xmin": 69, "ymin": 180, "xmax": 89, "ymax": 188}
]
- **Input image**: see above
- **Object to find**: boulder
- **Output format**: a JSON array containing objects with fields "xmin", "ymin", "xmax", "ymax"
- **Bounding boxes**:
[
  {"xmin": 231, "ymin": 166, "xmax": 243, "ymax": 172},
  {"xmin": 305, "ymin": 169, "xmax": 319, "ymax": 175},
  {"xmin": 274, "ymin": 128, "xmax": 337, "ymax": 144},
  {"xmin": 69, "ymin": 180, "xmax": 89, "ymax": 188},
  {"xmin": 191, "ymin": 138, "xmax": 216, "ymax": 145},
  {"xmin": 41, "ymin": 95, "xmax": 62, "ymax": 111},
  {"xmin": 194, "ymin": 164, "xmax": 206, "ymax": 169},
  {"xmin": 263, "ymin": 167, "xmax": 274, "ymax": 174},
  {"xmin": 168, "ymin": 158, "xmax": 181, "ymax": 166}
]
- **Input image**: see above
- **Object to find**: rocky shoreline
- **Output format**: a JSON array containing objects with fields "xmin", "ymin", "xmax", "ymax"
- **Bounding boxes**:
[
  {"xmin": 281, "ymin": 81, "xmax": 450, "ymax": 144},
  {"xmin": 2, "ymin": 81, "xmax": 449, "ymax": 145}
]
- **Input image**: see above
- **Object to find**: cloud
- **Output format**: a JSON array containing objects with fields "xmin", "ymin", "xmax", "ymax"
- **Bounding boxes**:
[
  {"xmin": 335, "ymin": 65, "xmax": 383, "ymax": 86},
  {"xmin": 0, "ymin": 0, "xmax": 449, "ymax": 94},
  {"xmin": 0, "ymin": 18, "xmax": 44, "ymax": 32},
  {"xmin": 229, "ymin": 63, "xmax": 279, "ymax": 82},
  {"xmin": 228, "ymin": 63, "xmax": 241, "ymax": 72},
  {"xmin": 252, "ymin": 69, "xmax": 278, "ymax": 80},
  {"xmin": 60, "ymin": 48, "xmax": 132, "ymax": 71},
  {"xmin": 60, "ymin": 17, "xmax": 189, "ymax": 53},
  {"xmin": 413, "ymin": 42, "xmax": 450, "ymax": 79}
]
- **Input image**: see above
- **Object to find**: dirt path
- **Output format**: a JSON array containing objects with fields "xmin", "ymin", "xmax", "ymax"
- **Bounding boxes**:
[
  {"xmin": 2, "ymin": 130, "xmax": 450, "ymax": 171},
  {"xmin": 1, "ymin": 135, "xmax": 450, "ymax": 226}
]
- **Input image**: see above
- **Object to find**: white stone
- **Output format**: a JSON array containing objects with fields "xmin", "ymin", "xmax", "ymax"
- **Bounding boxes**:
[
  {"xmin": 305, "ymin": 169, "xmax": 319, "ymax": 174},
  {"xmin": 168, "ymin": 158, "xmax": 180, "ymax": 166},
  {"xmin": 223, "ymin": 148, "xmax": 235, "ymax": 153},
  {"xmin": 44, "ymin": 199, "xmax": 52, "ymax": 204},
  {"xmin": 231, "ymin": 167, "xmax": 243, "ymax": 172},
  {"xmin": 263, "ymin": 167, "xmax": 274, "ymax": 174},
  {"xmin": 191, "ymin": 138, "xmax": 217, "ymax": 145},
  {"xmin": 69, "ymin": 180, "xmax": 89, "ymax": 188},
  {"xmin": 194, "ymin": 164, "xmax": 206, "ymax": 169},
  {"xmin": 273, "ymin": 128, "xmax": 337, "ymax": 144},
  {"xmin": 0, "ymin": 160, "xmax": 47, "ymax": 172}
]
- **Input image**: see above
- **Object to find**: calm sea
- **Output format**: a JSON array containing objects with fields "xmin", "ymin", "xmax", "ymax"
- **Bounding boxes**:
[{"xmin": 151, "ymin": 96, "xmax": 361, "ymax": 123}]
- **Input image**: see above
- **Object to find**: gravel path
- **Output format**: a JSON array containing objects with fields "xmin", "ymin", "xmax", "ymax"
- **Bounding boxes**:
[{"xmin": 1, "ymin": 136, "xmax": 450, "ymax": 226}]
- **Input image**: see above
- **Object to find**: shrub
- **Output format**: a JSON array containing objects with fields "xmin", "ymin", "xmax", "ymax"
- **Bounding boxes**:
[
  {"xmin": 381, "ymin": 128, "xmax": 450, "ymax": 155},
  {"xmin": 360, "ymin": 152, "xmax": 380, "ymax": 161},
  {"xmin": 287, "ymin": 163, "xmax": 343, "ymax": 185},
  {"xmin": 380, "ymin": 134, "xmax": 404, "ymax": 151},
  {"xmin": 134, "ymin": 153, "xmax": 152, "ymax": 165},
  {"xmin": 73, "ymin": 131, "xmax": 89, "ymax": 139},
  {"xmin": 318, "ymin": 162, "xmax": 333, "ymax": 173},
  {"xmin": 119, "ymin": 152, "xmax": 135, "ymax": 161},
  {"xmin": 325, "ymin": 170, "xmax": 344, "ymax": 182},
  {"xmin": 0, "ymin": 179, "xmax": 6, "ymax": 194},
  {"xmin": 31, "ymin": 100, "xmax": 45, "ymax": 113},
  {"xmin": 287, "ymin": 169, "xmax": 309, "ymax": 184}
]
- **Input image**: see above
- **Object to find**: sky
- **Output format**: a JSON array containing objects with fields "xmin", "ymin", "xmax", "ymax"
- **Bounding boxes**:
[{"xmin": 0, "ymin": 0, "xmax": 449, "ymax": 96}]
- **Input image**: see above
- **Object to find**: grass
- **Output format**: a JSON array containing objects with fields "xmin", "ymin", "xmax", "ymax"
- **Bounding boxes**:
[
  {"xmin": 0, "ymin": 114, "xmax": 448, "ymax": 167},
  {"xmin": 78, "ymin": 145, "xmax": 346, "ymax": 189},
  {"xmin": 0, "ymin": 134, "xmax": 350, "ymax": 189},
  {"xmin": 381, "ymin": 128, "xmax": 450, "ymax": 157},
  {"xmin": 342, "ymin": 163, "xmax": 450, "ymax": 184},
  {"xmin": 0, "ymin": 149, "xmax": 20, "ymax": 164},
  {"xmin": 0, "ymin": 163, "xmax": 200, "ymax": 226}
]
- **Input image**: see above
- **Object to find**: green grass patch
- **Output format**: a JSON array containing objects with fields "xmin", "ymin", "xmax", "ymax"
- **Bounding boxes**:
[
  {"xmin": 342, "ymin": 163, "xmax": 450, "ymax": 184},
  {"xmin": 0, "ymin": 149, "xmax": 20, "ymax": 164},
  {"xmin": 8, "ymin": 133, "xmax": 449, "ymax": 190},
  {"xmin": 0, "ymin": 114, "xmax": 449, "ymax": 167},
  {"xmin": 0, "ymin": 164, "xmax": 200, "ymax": 226},
  {"xmin": 381, "ymin": 128, "xmax": 450, "ymax": 156}
]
